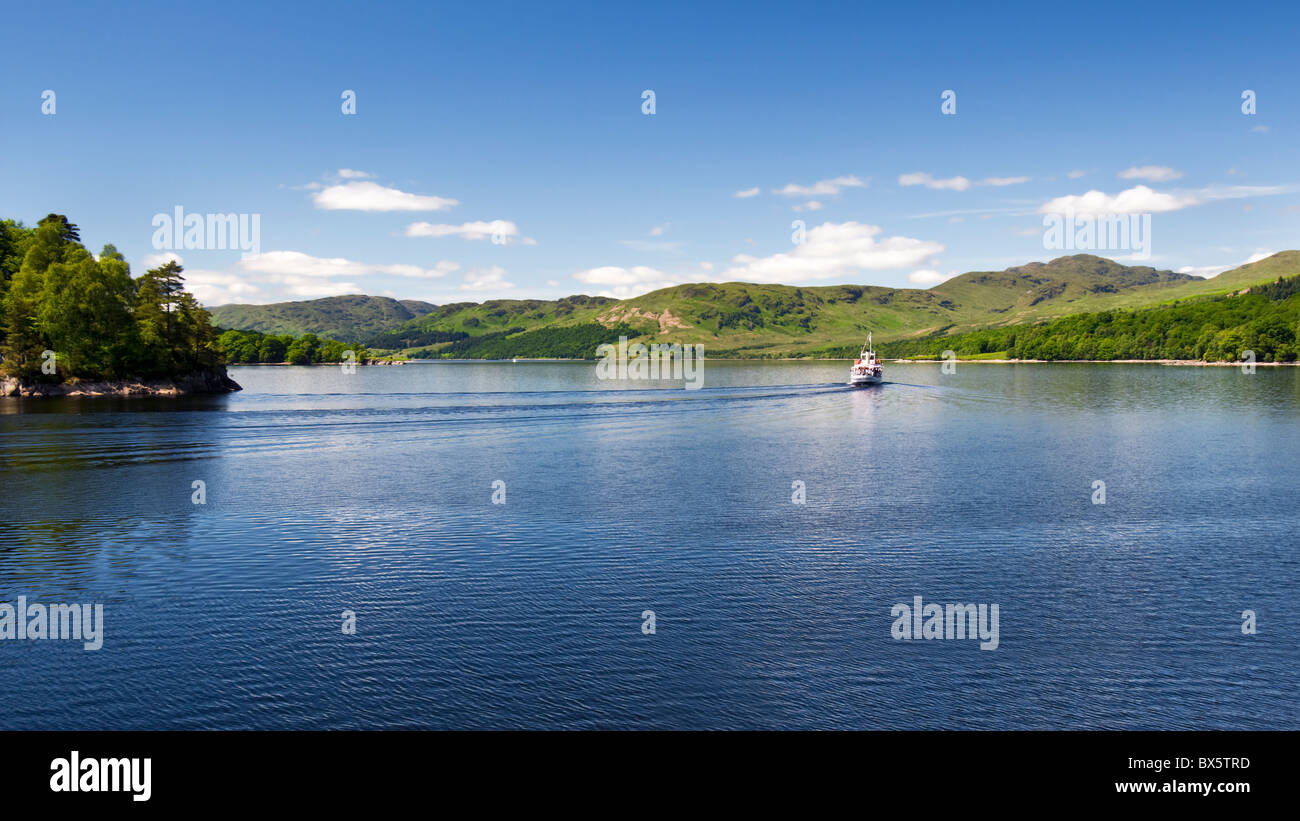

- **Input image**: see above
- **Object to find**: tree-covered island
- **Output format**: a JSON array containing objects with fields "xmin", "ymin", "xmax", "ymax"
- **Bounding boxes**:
[{"xmin": 0, "ymin": 214, "xmax": 364, "ymax": 397}]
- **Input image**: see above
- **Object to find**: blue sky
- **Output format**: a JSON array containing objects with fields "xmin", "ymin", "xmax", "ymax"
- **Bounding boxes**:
[{"xmin": 1, "ymin": 0, "xmax": 1296, "ymax": 306}]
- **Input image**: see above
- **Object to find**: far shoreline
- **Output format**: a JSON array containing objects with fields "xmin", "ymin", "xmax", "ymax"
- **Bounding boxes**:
[
  {"xmin": 883, "ymin": 358, "xmax": 1295, "ymax": 366},
  {"xmin": 249, "ymin": 357, "xmax": 1296, "ymax": 366}
]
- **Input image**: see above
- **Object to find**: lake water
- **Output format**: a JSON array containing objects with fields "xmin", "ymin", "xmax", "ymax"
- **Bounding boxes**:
[{"xmin": 1, "ymin": 361, "xmax": 1297, "ymax": 729}]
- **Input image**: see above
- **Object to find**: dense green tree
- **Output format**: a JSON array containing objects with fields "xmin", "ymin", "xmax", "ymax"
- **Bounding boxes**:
[
  {"xmin": 2, "ymin": 218, "xmax": 79, "ymax": 377},
  {"xmin": 134, "ymin": 260, "xmax": 188, "ymax": 371},
  {"xmin": 285, "ymin": 333, "xmax": 320, "ymax": 365},
  {"xmin": 174, "ymin": 292, "xmax": 221, "ymax": 372},
  {"xmin": 213, "ymin": 328, "xmax": 362, "ymax": 364},
  {"xmin": 0, "ymin": 220, "xmax": 36, "ymax": 347},
  {"xmin": 0, "ymin": 216, "xmax": 227, "ymax": 382},
  {"xmin": 257, "ymin": 335, "xmax": 288, "ymax": 363},
  {"xmin": 37, "ymin": 213, "xmax": 80, "ymax": 244},
  {"xmin": 37, "ymin": 248, "xmax": 136, "ymax": 376}
]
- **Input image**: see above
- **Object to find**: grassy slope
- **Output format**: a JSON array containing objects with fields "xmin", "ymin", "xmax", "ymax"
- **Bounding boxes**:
[
  {"xmin": 878, "ymin": 267, "xmax": 1300, "ymax": 362},
  {"xmin": 209, "ymin": 252, "xmax": 1300, "ymax": 358},
  {"xmin": 208, "ymin": 295, "xmax": 438, "ymax": 341}
]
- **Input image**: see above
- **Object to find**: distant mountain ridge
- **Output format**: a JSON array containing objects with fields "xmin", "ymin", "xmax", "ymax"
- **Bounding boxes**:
[
  {"xmin": 207, "ymin": 252, "xmax": 1300, "ymax": 357},
  {"xmin": 208, "ymin": 295, "xmax": 437, "ymax": 341}
]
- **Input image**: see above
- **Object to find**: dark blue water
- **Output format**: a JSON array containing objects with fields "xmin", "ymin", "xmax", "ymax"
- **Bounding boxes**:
[{"xmin": 1, "ymin": 361, "xmax": 1297, "ymax": 729}]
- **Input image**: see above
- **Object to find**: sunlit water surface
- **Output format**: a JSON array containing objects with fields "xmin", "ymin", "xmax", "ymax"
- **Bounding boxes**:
[{"xmin": 1, "ymin": 361, "xmax": 1296, "ymax": 729}]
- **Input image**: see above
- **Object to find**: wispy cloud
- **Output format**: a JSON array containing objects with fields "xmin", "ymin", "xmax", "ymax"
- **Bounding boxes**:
[
  {"xmin": 314, "ymin": 181, "xmax": 458, "ymax": 212},
  {"xmin": 238, "ymin": 250, "xmax": 459, "ymax": 279},
  {"xmin": 620, "ymin": 239, "xmax": 685, "ymax": 252},
  {"xmin": 140, "ymin": 251, "xmax": 184, "ymax": 270},
  {"xmin": 901, "ymin": 173, "xmax": 1029, "ymax": 191},
  {"xmin": 460, "ymin": 266, "xmax": 515, "ymax": 291},
  {"xmin": 1118, "ymin": 165, "xmax": 1183, "ymax": 182},
  {"xmin": 1039, "ymin": 182, "xmax": 1297, "ymax": 217},
  {"xmin": 1177, "ymin": 250, "xmax": 1275, "ymax": 278},
  {"xmin": 721, "ymin": 221, "xmax": 943, "ymax": 284},
  {"xmin": 906, "ymin": 206, "xmax": 1029, "ymax": 219},
  {"xmin": 404, "ymin": 220, "xmax": 532, "ymax": 243},
  {"xmin": 573, "ymin": 265, "xmax": 684, "ymax": 298},
  {"xmin": 908, "ymin": 269, "xmax": 952, "ymax": 285},
  {"xmin": 772, "ymin": 175, "xmax": 867, "ymax": 197},
  {"xmin": 899, "ymin": 172, "xmax": 971, "ymax": 191},
  {"xmin": 980, "ymin": 176, "xmax": 1030, "ymax": 187},
  {"xmin": 1196, "ymin": 183, "xmax": 1296, "ymax": 201},
  {"xmin": 138, "ymin": 254, "xmax": 265, "ymax": 305},
  {"xmin": 732, "ymin": 186, "xmax": 761, "ymax": 198}
]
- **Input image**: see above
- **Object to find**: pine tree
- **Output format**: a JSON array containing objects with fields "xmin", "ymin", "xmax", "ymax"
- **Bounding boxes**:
[{"xmin": 134, "ymin": 260, "xmax": 187, "ymax": 373}]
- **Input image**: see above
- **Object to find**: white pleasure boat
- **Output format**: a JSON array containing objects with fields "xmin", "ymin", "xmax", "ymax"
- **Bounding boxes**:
[{"xmin": 848, "ymin": 333, "xmax": 883, "ymax": 386}]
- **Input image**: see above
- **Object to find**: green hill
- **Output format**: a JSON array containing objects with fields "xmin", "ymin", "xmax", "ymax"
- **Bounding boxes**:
[
  {"xmin": 208, "ymin": 295, "xmax": 437, "ymax": 342},
  {"xmin": 879, "ymin": 268, "xmax": 1300, "ymax": 363},
  {"xmin": 207, "ymin": 253, "xmax": 1300, "ymax": 358}
]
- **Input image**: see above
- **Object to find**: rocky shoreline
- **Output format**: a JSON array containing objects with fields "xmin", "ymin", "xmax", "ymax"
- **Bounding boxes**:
[{"xmin": 0, "ymin": 370, "xmax": 242, "ymax": 397}]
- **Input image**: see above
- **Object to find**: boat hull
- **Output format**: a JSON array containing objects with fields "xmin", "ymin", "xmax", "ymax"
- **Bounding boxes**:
[{"xmin": 848, "ymin": 374, "xmax": 883, "ymax": 387}]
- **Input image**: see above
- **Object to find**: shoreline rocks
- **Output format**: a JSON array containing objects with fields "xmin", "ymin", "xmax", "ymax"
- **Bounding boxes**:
[{"xmin": 0, "ymin": 370, "xmax": 242, "ymax": 398}]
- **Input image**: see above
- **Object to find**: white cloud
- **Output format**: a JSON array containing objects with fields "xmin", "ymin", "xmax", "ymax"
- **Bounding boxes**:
[
  {"xmin": 337, "ymin": 169, "xmax": 373, "ymax": 179},
  {"xmin": 1252, "ymin": 125, "xmax": 1269, "ymax": 133},
  {"xmin": 1196, "ymin": 183, "xmax": 1295, "ymax": 201},
  {"xmin": 792, "ymin": 200, "xmax": 823, "ymax": 212},
  {"xmin": 732, "ymin": 186, "xmax": 761, "ymax": 198},
  {"xmin": 620, "ymin": 239, "xmax": 685, "ymax": 252},
  {"xmin": 238, "ymin": 251, "xmax": 458, "ymax": 279},
  {"xmin": 572, "ymin": 265, "xmax": 687, "ymax": 299},
  {"xmin": 313, "ymin": 181, "xmax": 458, "ymax": 212},
  {"xmin": 1040, "ymin": 182, "xmax": 1294, "ymax": 217},
  {"xmin": 908, "ymin": 269, "xmax": 952, "ymax": 286},
  {"xmin": 773, "ymin": 175, "xmax": 867, "ymax": 197},
  {"xmin": 190, "ymin": 251, "xmax": 462, "ymax": 306},
  {"xmin": 197, "ymin": 271, "xmax": 363, "ymax": 305},
  {"xmin": 1039, "ymin": 184, "xmax": 1199, "ymax": 216},
  {"xmin": 899, "ymin": 172, "xmax": 971, "ymax": 191},
  {"xmin": 460, "ymin": 266, "xmax": 514, "ymax": 291},
  {"xmin": 980, "ymin": 176, "xmax": 1030, "ymax": 186},
  {"xmin": 721, "ymin": 221, "xmax": 943, "ymax": 284},
  {"xmin": 569, "ymin": 260, "xmax": 723, "ymax": 299},
  {"xmin": 1177, "ymin": 250, "xmax": 1275, "ymax": 279},
  {"xmin": 404, "ymin": 220, "xmax": 524, "ymax": 242},
  {"xmin": 901, "ymin": 173, "xmax": 1028, "ymax": 189},
  {"xmin": 1067, "ymin": 169, "xmax": 1087, "ymax": 179},
  {"xmin": 184, "ymin": 269, "xmax": 266, "ymax": 306},
  {"xmin": 140, "ymin": 251, "xmax": 184, "ymax": 270},
  {"xmin": 1118, "ymin": 165, "xmax": 1183, "ymax": 182},
  {"xmin": 907, "ymin": 206, "xmax": 1025, "ymax": 219},
  {"xmin": 649, "ymin": 223, "xmax": 669, "ymax": 236}
]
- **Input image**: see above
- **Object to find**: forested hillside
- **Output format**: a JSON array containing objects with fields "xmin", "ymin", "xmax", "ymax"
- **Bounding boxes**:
[{"xmin": 875, "ymin": 273, "xmax": 1300, "ymax": 363}]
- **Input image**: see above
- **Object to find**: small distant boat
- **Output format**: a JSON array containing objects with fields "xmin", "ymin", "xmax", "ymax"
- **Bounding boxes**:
[{"xmin": 848, "ymin": 333, "xmax": 883, "ymax": 387}]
